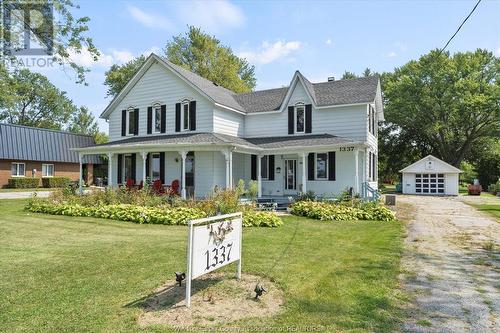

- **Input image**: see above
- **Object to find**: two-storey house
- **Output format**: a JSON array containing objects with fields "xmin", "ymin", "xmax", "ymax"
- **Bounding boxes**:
[{"xmin": 75, "ymin": 53, "xmax": 383, "ymax": 199}]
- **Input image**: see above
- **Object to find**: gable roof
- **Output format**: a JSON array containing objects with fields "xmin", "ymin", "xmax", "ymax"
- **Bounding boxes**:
[
  {"xmin": 101, "ymin": 53, "xmax": 381, "ymax": 118},
  {"xmin": 399, "ymin": 155, "xmax": 462, "ymax": 173},
  {"xmin": 0, "ymin": 123, "xmax": 99, "ymax": 163}
]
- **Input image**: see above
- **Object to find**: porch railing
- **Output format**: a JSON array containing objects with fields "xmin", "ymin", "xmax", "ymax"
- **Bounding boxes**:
[{"xmin": 361, "ymin": 182, "xmax": 381, "ymax": 202}]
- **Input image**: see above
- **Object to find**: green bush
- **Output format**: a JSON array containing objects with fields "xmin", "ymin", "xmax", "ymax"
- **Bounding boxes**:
[
  {"xmin": 8, "ymin": 177, "xmax": 40, "ymax": 188},
  {"xmin": 291, "ymin": 200, "xmax": 396, "ymax": 222},
  {"xmin": 41, "ymin": 177, "xmax": 71, "ymax": 188},
  {"xmin": 243, "ymin": 210, "xmax": 283, "ymax": 227},
  {"xmin": 487, "ymin": 180, "xmax": 500, "ymax": 195}
]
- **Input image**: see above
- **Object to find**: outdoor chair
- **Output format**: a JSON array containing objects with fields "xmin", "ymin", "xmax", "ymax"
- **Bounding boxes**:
[
  {"xmin": 152, "ymin": 179, "xmax": 164, "ymax": 195},
  {"xmin": 125, "ymin": 178, "xmax": 135, "ymax": 189},
  {"xmin": 170, "ymin": 179, "xmax": 180, "ymax": 195}
]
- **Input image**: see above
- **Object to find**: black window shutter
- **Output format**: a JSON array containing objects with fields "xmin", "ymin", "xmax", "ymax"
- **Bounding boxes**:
[
  {"xmin": 130, "ymin": 153, "xmax": 136, "ymax": 182},
  {"xmin": 121, "ymin": 110, "xmax": 126, "ymax": 136},
  {"xmin": 134, "ymin": 108, "xmax": 139, "ymax": 135},
  {"xmin": 145, "ymin": 153, "xmax": 150, "ymax": 180},
  {"xmin": 160, "ymin": 105, "xmax": 166, "ymax": 133},
  {"xmin": 175, "ymin": 103, "xmax": 181, "ymax": 132},
  {"xmin": 308, "ymin": 153, "xmax": 315, "ymax": 180},
  {"xmin": 117, "ymin": 154, "xmax": 123, "ymax": 184},
  {"xmin": 288, "ymin": 106, "xmax": 294, "ymax": 134},
  {"xmin": 328, "ymin": 152, "xmax": 336, "ymax": 181},
  {"xmin": 147, "ymin": 107, "xmax": 152, "ymax": 134},
  {"xmin": 159, "ymin": 152, "xmax": 165, "ymax": 184},
  {"xmin": 251, "ymin": 155, "xmax": 257, "ymax": 180},
  {"xmin": 305, "ymin": 104, "xmax": 312, "ymax": 133},
  {"xmin": 268, "ymin": 155, "xmax": 275, "ymax": 180},
  {"xmin": 189, "ymin": 101, "xmax": 196, "ymax": 131}
]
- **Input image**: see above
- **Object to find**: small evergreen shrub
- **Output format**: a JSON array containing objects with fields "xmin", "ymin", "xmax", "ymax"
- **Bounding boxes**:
[
  {"xmin": 41, "ymin": 177, "xmax": 71, "ymax": 188},
  {"xmin": 8, "ymin": 177, "xmax": 40, "ymax": 188}
]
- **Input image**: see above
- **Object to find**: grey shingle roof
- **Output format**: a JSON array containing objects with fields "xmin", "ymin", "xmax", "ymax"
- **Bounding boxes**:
[
  {"xmin": 89, "ymin": 132, "xmax": 356, "ymax": 151},
  {"xmin": 233, "ymin": 87, "xmax": 287, "ymax": 113},
  {"xmin": 0, "ymin": 123, "xmax": 100, "ymax": 163}
]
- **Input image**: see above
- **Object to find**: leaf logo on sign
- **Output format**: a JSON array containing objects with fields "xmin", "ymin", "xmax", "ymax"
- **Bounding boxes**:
[{"xmin": 208, "ymin": 220, "xmax": 234, "ymax": 246}]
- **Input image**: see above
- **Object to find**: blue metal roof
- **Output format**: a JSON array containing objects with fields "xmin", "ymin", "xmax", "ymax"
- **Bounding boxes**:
[{"xmin": 0, "ymin": 123, "xmax": 101, "ymax": 164}]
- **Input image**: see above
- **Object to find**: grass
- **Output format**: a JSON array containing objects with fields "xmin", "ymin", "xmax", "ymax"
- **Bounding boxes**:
[
  {"xmin": 381, "ymin": 184, "xmax": 397, "ymax": 194},
  {"xmin": 0, "ymin": 199, "xmax": 405, "ymax": 332},
  {"xmin": 468, "ymin": 203, "xmax": 500, "ymax": 220}
]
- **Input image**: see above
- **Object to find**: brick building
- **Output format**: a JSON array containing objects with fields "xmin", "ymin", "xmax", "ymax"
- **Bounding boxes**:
[{"xmin": 0, "ymin": 123, "xmax": 101, "ymax": 188}]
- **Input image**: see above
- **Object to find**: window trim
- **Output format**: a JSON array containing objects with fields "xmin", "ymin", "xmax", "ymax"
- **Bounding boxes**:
[
  {"xmin": 314, "ymin": 153, "xmax": 328, "ymax": 180},
  {"xmin": 152, "ymin": 103, "xmax": 162, "ymax": 134},
  {"xmin": 42, "ymin": 163, "xmax": 54, "ymax": 177},
  {"xmin": 11, "ymin": 162, "xmax": 26, "ymax": 177},
  {"xmin": 294, "ymin": 103, "xmax": 306, "ymax": 134},
  {"xmin": 126, "ymin": 107, "xmax": 136, "ymax": 136},
  {"xmin": 181, "ymin": 100, "xmax": 190, "ymax": 131}
]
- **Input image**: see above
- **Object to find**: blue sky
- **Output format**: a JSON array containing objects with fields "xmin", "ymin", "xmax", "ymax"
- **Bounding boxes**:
[{"xmin": 38, "ymin": 0, "xmax": 500, "ymax": 132}]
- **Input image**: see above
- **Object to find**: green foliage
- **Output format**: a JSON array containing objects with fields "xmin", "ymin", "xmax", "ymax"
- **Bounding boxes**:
[
  {"xmin": 247, "ymin": 180, "xmax": 258, "ymax": 200},
  {"xmin": 8, "ymin": 177, "xmax": 40, "ymax": 188},
  {"xmin": 235, "ymin": 179, "xmax": 246, "ymax": 197},
  {"xmin": 242, "ymin": 210, "xmax": 283, "ymax": 227},
  {"xmin": 460, "ymin": 161, "xmax": 478, "ymax": 185},
  {"xmin": 291, "ymin": 201, "xmax": 396, "ymax": 222},
  {"xmin": 41, "ymin": 177, "xmax": 71, "ymax": 188},
  {"xmin": 103, "ymin": 55, "xmax": 147, "ymax": 97},
  {"xmin": 67, "ymin": 106, "xmax": 102, "ymax": 139},
  {"xmin": 296, "ymin": 190, "xmax": 316, "ymax": 202},
  {"xmin": 487, "ymin": 180, "xmax": 500, "ymax": 195},
  {"xmin": 341, "ymin": 71, "xmax": 357, "ymax": 79}
]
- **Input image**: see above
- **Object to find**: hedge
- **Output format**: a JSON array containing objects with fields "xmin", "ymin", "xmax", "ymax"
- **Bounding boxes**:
[
  {"xmin": 41, "ymin": 177, "xmax": 71, "ymax": 188},
  {"xmin": 25, "ymin": 201, "xmax": 283, "ymax": 227},
  {"xmin": 291, "ymin": 200, "xmax": 396, "ymax": 222},
  {"xmin": 8, "ymin": 177, "xmax": 40, "ymax": 188}
]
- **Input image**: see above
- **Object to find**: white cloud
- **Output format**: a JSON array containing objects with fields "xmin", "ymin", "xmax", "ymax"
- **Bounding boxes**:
[
  {"xmin": 126, "ymin": 5, "xmax": 173, "ymax": 30},
  {"xmin": 142, "ymin": 46, "xmax": 162, "ymax": 57},
  {"xmin": 175, "ymin": 0, "xmax": 245, "ymax": 32},
  {"xmin": 495, "ymin": 47, "xmax": 500, "ymax": 56},
  {"xmin": 239, "ymin": 40, "xmax": 302, "ymax": 65},
  {"xmin": 388, "ymin": 51, "xmax": 397, "ymax": 58},
  {"xmin": 67, "ymin": 48, "xmax": 136, "ymax": 68},
  {"xmin": 325, "ymin": 38, "xmax": 332, "ymax": 45},
  {"xmin": 110, "ymin": 49, "xmax": 135, "ymax": 63}
]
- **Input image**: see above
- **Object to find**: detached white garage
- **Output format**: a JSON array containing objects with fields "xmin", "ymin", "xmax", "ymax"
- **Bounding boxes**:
[{"xmin": 400, "ymin": 155, "xmax": 462, "ymax": 196}]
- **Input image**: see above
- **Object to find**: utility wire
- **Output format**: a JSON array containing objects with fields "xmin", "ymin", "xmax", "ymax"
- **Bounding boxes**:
[{"xmin": 439, "ymin": 0, "xmax": 482, "ymax": 54}]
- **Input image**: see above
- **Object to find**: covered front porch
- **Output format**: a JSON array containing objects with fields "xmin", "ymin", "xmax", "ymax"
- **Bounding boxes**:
[{"xmin": 74, "ymin": 133, "xmax": 371, "ymax": 199}]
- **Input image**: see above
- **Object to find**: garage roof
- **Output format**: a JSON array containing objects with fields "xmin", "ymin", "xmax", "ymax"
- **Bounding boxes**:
[{"xmin": 399, "ymin": 155, "xmax": 462, "ymax": 173}]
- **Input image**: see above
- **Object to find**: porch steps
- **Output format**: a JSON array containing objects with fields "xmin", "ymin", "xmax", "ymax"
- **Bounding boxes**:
[{"xmin": 257, "ymin": 197, "xmax": 293, "ymax": 211}]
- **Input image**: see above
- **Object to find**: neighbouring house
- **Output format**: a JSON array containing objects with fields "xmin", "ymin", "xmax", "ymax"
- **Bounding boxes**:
[
  {"xmin": 0, "ymin": 123, "xmax": 101, "ymax": 188},
  {"xmin": 74, "ymin": 53, "xmax": 383, "ymax": 199},
  {"xmin": 400, "ymin": 155, "xmax": 462, "ymax": 196}
]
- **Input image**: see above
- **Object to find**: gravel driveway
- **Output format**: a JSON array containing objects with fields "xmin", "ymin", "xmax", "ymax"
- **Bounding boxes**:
[{"xmin": 399, "ymin": 195, "xmax": 499, "ymax": 332}]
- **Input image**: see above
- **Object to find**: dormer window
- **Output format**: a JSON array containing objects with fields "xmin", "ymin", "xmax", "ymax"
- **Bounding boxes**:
[
  {"xmin": 153, "ymin": 104, "xmax": 162, "ymax": 133},
  {"xmin": 295, "ymin": 103, "xmax": 305, "ymax": 133},
  {"xmin": 182, "ymin": 100, "xmax": 190, "ymax": 131}
]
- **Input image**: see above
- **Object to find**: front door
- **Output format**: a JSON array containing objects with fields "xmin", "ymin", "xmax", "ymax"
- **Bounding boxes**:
[{"xmin": 284, "ymin": 159, "xmax": 297, "ymax": 194}]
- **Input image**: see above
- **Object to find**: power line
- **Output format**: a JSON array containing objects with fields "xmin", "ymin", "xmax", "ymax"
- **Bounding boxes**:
[{"xmin": 439, "ymin": 0, "xmax": 482, "ymax": 54}]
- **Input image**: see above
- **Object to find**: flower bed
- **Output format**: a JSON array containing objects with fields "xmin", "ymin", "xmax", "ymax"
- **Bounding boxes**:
[{"xmin": 291, "ymin": 200, "xmax": 396, "ymax": 222}]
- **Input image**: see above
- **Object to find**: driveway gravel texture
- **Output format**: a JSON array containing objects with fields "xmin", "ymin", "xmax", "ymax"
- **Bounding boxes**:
[{"xmin": 399, "ymin": 195, "xmax": 499, "ymax": 333}]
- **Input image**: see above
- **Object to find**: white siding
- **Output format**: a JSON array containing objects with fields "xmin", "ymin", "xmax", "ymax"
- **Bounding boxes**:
[
  {"xmin": 213, "ymin": 108, "xmax": 245, "ymax": 137},
  {"xmin": 445, "ymin": 173, "xmax": 459, "ymax": 195},
  {"xmin": 108, "ymin": 62, "xmax": 213, "ymax": 142},
  {"xmin": 402, "ymin": 173, "xmax": 415, "ymax": 194}
]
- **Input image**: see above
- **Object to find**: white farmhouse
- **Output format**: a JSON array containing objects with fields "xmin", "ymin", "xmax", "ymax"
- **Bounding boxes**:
[
  {"xmin": 400, "ymin": 155, "xmax": 462, "ymax": 196},
  {"xmin": 76, "ymin": 54, "xmax": 383, "ymax": 199}
]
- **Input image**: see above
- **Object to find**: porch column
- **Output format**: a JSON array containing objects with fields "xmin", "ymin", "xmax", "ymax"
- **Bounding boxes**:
[
  {"xmin": 221, "ymin": 150, "xmax": 232, "ymax": 189},
  {"xmin": 354, "ymin": 149, "xmax": 359, "ymax": 195},
  {"xmin": 107, "ymin": 152, "xmax": 114, "ymax": 188},
  {"xmin": 180, "ymin": 151, "xmax": 187, "ymax": 199},
  {"xmin": 257, "ymin": 154, "xmax": 262, "ymax": 198},
  {"xmin": 141, "ymin": 151, "xmax": 147, "ymax": 186},
  {"xmin": 78, "ymin": 153, "xmax": 83, "ymax": 194},
  {"xmin": 301, "ymin": 152, "xmax": 307, "ymax": 193},
  {"xmin": 229, "ymin": 149, "xmax": 233, "ymax": 189}
]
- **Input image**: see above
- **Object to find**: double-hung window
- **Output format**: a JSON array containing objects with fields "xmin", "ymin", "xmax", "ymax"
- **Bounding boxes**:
[
  {"xmin": 153, "ymin": 104, "xmax": 162, "ymax": 133},
  {"xmin": 261, "ymin": 155, "xmax": 269, "ymax": 179},
  {"xmin": 295, "ymin": 104, "xmax": 305, "ymax": 133},
  {"xmin": 151, "ymin": 153, "xmax": 161, "ymax": 180},
  {"xmin": 182, "ymin": 100, "xmax": 190, "ymax": 131},
  {"xmin": 127, "ymin": 108, "xmax": 136, "ymax": 135},
  {"xmin": 42, "ymin": 164, "xmax": 54, "ymax": 177},
  {"xmin": 11, "ymin": 162, "xmax": 25, "ymax": 177},
  {"xmin": 315, "ymin": 153, "xmax": 328, "ymax": 180}
]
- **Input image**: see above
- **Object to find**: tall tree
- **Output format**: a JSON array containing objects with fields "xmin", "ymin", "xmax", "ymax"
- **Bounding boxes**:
[
  {"xmin": 382, "ymin": 49, "xmax": 499, "ymax": 168},
  {"xmin": 104, "ymin": 26, "xmax": 257, "ymax": 97},
  {"xmin": 68, "ymin": 106, "xmax": 99, "ymax": 136},
  {"xmin": 0, "ymin": 0, "xmax": 99, "ymax": 85},
  {"xmin": 341, "ymin": 71, "xmax": 357, "ymax": 80}
]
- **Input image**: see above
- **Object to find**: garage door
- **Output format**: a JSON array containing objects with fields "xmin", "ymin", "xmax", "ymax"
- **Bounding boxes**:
[{"xmin": 415, "ymin": 173, "xmax": 445, "ymax": 194}]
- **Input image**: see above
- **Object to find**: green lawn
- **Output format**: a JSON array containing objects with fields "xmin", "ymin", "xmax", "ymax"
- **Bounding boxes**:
[
  {"xmin": 0, "ymin": 199, "xmax": 405, "ymax": 332},
  {"xmin": 468, "ymin": 203, "xmax": 500, "ymax": 220}
]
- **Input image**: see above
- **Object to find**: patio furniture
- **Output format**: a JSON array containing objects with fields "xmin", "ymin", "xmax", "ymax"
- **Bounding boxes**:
[
  {"xmin": 125, "ymin": 178, "xmax": 135, "ymax": 189},
  {"xmin": 170, "ymin": 179, "xmax": 180, "ymax": 195},
  {"xmin": 152, "ymin": 179, "xmax": 164, "ymax": 194}
]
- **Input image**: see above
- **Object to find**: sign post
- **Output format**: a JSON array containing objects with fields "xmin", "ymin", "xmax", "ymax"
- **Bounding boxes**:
[{"xmin": 185, "ymin": 212, "xmax": 242, "ymax": 308}]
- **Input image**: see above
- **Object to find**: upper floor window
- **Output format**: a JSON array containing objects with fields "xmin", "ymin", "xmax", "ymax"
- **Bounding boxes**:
[
  {"xmin": 42, "ymin": 164, "xmax": 54, "ymax": 177},
  {"xmin": 127, "ymin": 108, "xmax": 136, "ymax": 135},
  {"xmin": 153, "ymin": 104, "xmax": 162, "ymax": 133},
  {"xmin": 368, "ymin": 105, "xmax": 376, "ymax": 135},
  {"xmin": 11, "ymin": 162, "xmax": 25, "ymax": 177},
  {"xmin": 182, "ymin": 100, "xmax": 190, "ymax": 131},
  {"xmin": 295, "ymin": 103, "xmax": 305, "ymax": 133}
]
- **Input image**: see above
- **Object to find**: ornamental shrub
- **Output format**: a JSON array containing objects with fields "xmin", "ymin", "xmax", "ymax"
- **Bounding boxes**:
[
  {"xmin": 8, "ymin": 177, "xmax": 40, "ymax": 188},
  {"xmin": 290, "ymin": 200, "xmax": 396, "ymax": 222},
  {"xmin": 242, "ymin": 210, "xmax": 283, "ymax": 227},
  {"xmin": 41, "ymin": 177, "xmax": 71, "ymax": 188}
]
